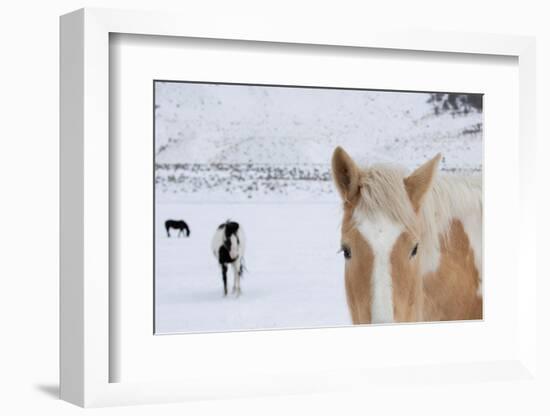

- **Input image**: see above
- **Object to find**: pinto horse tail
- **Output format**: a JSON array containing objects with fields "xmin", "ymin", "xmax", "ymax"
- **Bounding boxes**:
[{"xmin": 239, "ymin": 257, "xmax": 247, "ymax": 277}]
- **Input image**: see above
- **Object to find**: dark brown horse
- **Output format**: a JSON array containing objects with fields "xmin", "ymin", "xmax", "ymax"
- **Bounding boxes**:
[{"xmin": 164, "ymin": 219, "xmax": 190, "ymax": 238}]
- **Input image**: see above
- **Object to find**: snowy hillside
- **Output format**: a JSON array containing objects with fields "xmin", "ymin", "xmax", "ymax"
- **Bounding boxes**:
[{"xmin": 155, "ymin": 82, "xmax": 482, "ymax": 202}]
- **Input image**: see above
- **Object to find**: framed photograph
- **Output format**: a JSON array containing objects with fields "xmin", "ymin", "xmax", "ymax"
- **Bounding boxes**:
[
  {"xmin": 60, "ymin": 8, "xmax": 537, "ymax": 407},
  {"xmin": 152, "ymin": 80, "xmax": 483, "ymax": 335}
]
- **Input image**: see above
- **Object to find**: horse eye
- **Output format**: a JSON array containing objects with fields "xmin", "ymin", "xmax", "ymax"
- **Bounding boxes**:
[
  {"xmin": 410, "ymin": 243, "xmax": 419, "ymax": 258},
  {"xmin": 341, "ymin": 245, "xmax": 351, "ymax": 260}
]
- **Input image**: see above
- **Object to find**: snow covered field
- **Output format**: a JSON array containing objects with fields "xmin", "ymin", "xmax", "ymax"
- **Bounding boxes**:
[{"xmin": 155, "ymin": 202, "xmax": 349, "ymax": 334}]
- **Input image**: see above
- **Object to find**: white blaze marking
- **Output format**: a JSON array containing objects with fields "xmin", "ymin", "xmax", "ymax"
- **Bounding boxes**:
[
  {"xmin": 354, "ymin": 211, "xmax": 403, "ymax": 324},
  {"xmin": 229, "ymin": 234, "xmax": 239, "ymax": 259}
]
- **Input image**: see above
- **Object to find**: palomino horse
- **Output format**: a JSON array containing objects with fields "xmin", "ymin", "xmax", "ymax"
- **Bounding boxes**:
[{"xmin": 331, "ymin": 147, "xmax": 482, "ymax": 324}]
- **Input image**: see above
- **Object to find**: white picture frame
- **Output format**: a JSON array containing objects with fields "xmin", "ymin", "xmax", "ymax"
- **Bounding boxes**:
[{"xmin": 60, "ymin": 7, "xmax": 537, "ymax": 407}]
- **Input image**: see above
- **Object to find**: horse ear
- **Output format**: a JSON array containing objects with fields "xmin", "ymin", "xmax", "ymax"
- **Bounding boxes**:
[
  {"xmin": 404, "ymin": 153, "xmax": 442, "ymax": 212},
  {"xmin": 331, "ymin": 146, "xmax": 361, "ymax": 203}
]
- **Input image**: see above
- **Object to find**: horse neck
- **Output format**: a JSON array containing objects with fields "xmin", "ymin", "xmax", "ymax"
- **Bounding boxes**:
[
  {"xmin": 418, "ymin": 174, "xmax": 483, "ymax": 321},
  {"xmin": 417, "ymin": 174, "xmax": 481, "ymax": 274}
]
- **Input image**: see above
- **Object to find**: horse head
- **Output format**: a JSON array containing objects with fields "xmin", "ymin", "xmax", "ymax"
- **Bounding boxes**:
[{"xmin": 332, "ymin": 147, "xmax": 441, "ymax": 324}]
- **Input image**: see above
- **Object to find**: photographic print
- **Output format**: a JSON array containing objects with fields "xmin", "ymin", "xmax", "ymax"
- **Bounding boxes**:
[{"xmin": 154, "ymin": 81, "xmax": 482, "ymax": 334}]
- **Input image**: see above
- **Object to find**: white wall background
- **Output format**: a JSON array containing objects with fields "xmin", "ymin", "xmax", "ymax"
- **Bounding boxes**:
[{"xmin": 0, "ymin": 1, "xmax": 548, "ymax": 415}]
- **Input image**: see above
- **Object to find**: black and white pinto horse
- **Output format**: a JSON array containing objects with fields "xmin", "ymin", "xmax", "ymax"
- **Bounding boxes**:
[
  {"xmin": 165, "ymin": 219, "xmax": 190, "ymax": 238},
  {"xmin": 211, "ymin": 221, "xmax": 245, "ymax": 297}
]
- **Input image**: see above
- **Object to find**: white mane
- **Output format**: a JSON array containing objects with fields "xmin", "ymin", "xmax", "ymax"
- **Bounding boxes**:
[{"xmin": 355, "ymin": 164, "xmax": 482, "ymax": 275}]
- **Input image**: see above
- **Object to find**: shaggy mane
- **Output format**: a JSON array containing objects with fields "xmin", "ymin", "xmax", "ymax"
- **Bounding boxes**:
[
  {"xmin": 355, "ymin": 163, "xmax": 482, "ymax": 266},
  {"xmin": 356, "ymin": 164, "xmax": 418, "ymax": 237}
]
